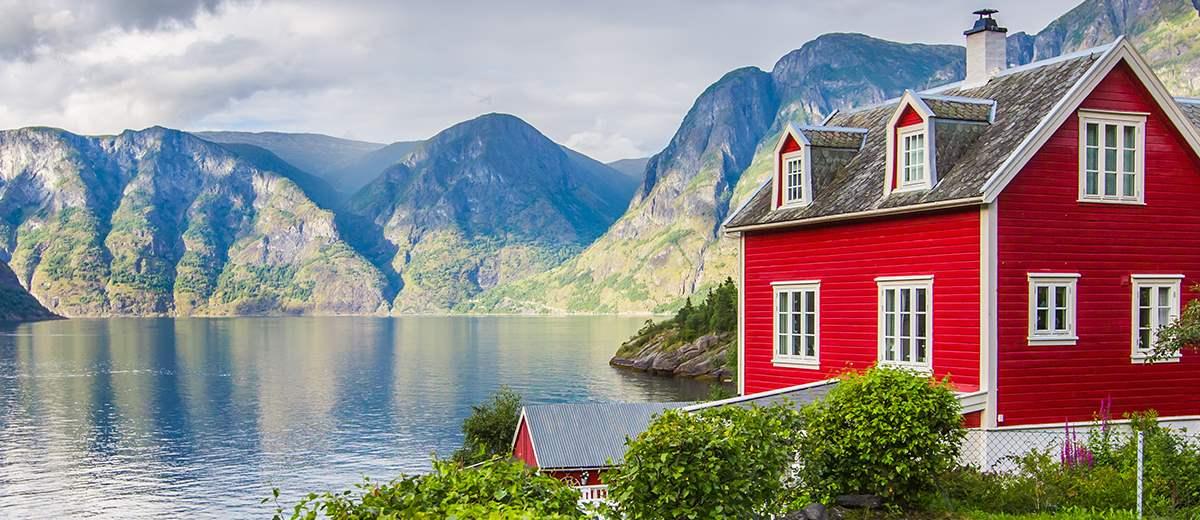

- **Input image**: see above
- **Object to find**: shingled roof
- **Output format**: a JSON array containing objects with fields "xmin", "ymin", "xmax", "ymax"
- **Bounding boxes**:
[
  {"xmin": 726, "ymin": 44, "xmax": 1113, "ymax": 230},
  {"xmin": 920, "ymin": 94, "xmax": 995, "ymax": 122}
]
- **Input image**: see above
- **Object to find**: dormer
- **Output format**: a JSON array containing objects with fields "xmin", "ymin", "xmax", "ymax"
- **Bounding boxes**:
[
  {"xmin": 885, "ymin": 91, "xmax": 996, "ymax": 196},
  {"xmin": 773, "ymin": 123, "xmax": 866, "ymax": 210},
  {"xmin": 773, "ymin": 123, "xmax": 813, "ymax": 209},
  {"xmin": 885, "ymin": 91, "xmax": 936, "ymax": 195}
]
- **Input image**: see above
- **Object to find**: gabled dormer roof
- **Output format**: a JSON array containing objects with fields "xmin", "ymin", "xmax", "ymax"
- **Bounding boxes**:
[{"xmin": 726, "ymin": 38, "xmax": 1200, "ymax": 232}]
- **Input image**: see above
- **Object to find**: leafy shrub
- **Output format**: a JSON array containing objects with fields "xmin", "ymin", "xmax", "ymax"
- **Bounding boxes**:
[
  {"xmin": 1152, "ymin": 284, "xmax": 1200, "ymax": 359},
  {"xmin": 799, "ymin": 367, "xmax": 965, "ymax": 505},
  {"xmin": 273, "ymin": 457, "xmax": 583, "ymax": 519},
  {"xmin": 453, "ymin": 387, "xmax": 523, "ymax": 464},
  {"xmin": 605, "ymin": 403, "xmax": 806, "ymax": 519}
]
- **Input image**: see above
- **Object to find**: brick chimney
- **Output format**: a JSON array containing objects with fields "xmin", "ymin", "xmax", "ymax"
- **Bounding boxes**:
[{"xmin": 964, "ymin": 9, "xmax": 1007, "ymax": 88}]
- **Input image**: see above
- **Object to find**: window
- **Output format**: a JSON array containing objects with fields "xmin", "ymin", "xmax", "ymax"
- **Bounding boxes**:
[
  {"xmin": 1079, "ymin": 111, "xmax": 1145, "ymax": 203},
  {"xmin": 877, "ymin": 276, "xmax": 932, "ymax": 370},
  {"xmin": 782, "ymin": 151, "xmax": 805, "ymax": 204},
  {"xmin": 899, "ymin": 128, "xmax": 927, "ymax": 189},
  {"xmin": 1027, "ymin": 274, "xmax": 1079, "ymax": 345},
  {"xmin": 1131, "ymin": 275, "xmax": 1182, "ymax": 363},
  {"xmin": 773, "ymin": 282, "xmax": 819, "ymax": 367}
]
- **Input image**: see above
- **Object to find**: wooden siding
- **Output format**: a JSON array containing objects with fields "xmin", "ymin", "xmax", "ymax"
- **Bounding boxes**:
[
  {"xmin": 996, "ymin": 62, "xmax": 1200, "ymax": 426},
  {"xmin": 512, "ymin": 416, "xmax": 537, "ymax": 467},
  {"xmin": 742, "ymin": 207, "xmax": 981, "ymax": 394}
]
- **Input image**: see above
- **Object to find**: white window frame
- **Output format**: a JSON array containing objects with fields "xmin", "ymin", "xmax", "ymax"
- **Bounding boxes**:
[
  {"xmin": 1027, "ymin": 273, "xmax": 1080, "ymax": 346},
  {"xmin": 897, "ymin": 126, "xmax": 928, "ymax": 191},
  {"xmin": 1131, "ymin": 275, "xmax": 1183, "ymax": 364},
  {"xmin": 781, "ymin": 150, "xmax": 808, "ymax": 206},
  {"xmin": 876, "ymin": 275, "xmax": 933, "ymax": 372},
  {"xmin": 772, "ymin": 281, "xmax": 820, "ymax": 369},
  {"xmin": 1078, "ymin": 110, "xmax": 1146, "ymax": 205}
]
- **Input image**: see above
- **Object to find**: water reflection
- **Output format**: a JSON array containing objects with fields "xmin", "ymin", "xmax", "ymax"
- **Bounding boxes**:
[{"xmin": 0, "ymin": 316, "xmax": 708, "ymax": 518}]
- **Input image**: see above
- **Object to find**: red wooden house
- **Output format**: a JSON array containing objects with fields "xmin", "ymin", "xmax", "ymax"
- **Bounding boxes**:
[{"xmin": 724, "ymin": 11, "xmax": 1200, "ymax": 436}]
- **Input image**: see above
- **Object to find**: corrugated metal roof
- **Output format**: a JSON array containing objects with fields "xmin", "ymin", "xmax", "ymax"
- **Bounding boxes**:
[
  {"xmin": 683, "ymin": 380, "xmax": 838, "ymax": 413},
  {"xmin": 522, "ymin": 402, "xmax": 688, "ymax": 470}
]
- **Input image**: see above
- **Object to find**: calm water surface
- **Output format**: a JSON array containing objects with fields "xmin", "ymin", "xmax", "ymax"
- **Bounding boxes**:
[{"xmin": 0, "ymin": 316, "xmax": 709, "ymax": 518}]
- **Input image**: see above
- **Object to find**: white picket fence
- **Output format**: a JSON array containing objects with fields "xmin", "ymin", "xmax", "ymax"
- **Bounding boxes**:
[{"xmin": 577, "ymin": 484, "xmax": 609, "ymax": 506}]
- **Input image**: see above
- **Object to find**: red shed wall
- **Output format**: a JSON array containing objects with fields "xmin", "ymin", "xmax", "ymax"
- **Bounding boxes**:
[
  {"xmin": 742, "ymin": 207, "xmax": 981, "ymax": 394},
  {"xmin": 995, "ymin": 62, "xmax": 1200, "ymax": 426},
  {"xmin": 512, "ymin": 416, "xmax": 537, "ymax": 467}
]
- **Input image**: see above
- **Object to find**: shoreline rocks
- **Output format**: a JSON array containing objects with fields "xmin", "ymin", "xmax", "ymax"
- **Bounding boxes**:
[{"xmin": 609, "ymin": 330, "xmax": 735, "ymax": 381}]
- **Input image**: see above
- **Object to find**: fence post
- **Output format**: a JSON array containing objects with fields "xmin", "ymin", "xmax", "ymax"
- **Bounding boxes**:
[{"xmin": 1136, "ymin": 429, "xmax": 1143, "ymax": 519}]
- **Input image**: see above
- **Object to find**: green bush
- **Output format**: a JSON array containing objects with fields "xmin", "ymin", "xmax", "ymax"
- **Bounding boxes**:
[
  {"xmin": 799, "ymin": 367, "xmax": 965, "ymax": 506},
  {"xmin": 273, "ymin": 457, "xmax": 583, "ymax": 519},
  {"xmin": 453, "ymin": 387, "xmax": 523, "ymax": 464},
  {"xmin": 605, "ymin": 403, "xmax": 806, "ymax": 519}
]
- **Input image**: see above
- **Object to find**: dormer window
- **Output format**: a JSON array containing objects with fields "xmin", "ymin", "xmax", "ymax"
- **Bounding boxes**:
[
  {"xmin": 773, "ymin": 124, "xmax": 814, "ymax": 208},
  {"xmin": 783, "ymin": 151, "xmax": 805, "ymax": 204},
  {"xmin": 899, "ymin": 128, "xmax": 927, "ymax": 188}
]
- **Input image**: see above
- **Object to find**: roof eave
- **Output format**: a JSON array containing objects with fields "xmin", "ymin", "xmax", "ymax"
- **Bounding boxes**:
[{"xmin": 724, "ymin": 197, "xmax": 985, "ymax": 234}]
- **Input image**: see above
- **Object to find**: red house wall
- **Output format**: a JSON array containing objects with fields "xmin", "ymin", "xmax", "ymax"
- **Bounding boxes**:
[
  {"xmin": 512, "ymin": 416, "xmax": 537, "ymax": 467},
  {"xmin": 776, "ymin": 133, "xmax": 802, "ymax": 207},
  {"xmin": 742, "ymin": 207, "xmax": 981, "ymax": 394},
  {"xmin": 546, "ymin": 469, "xmax": 605, "ymax": 486},
  {"xmin": 995, "ymin": 62, "xmax": 1200, "ymax": 426}
]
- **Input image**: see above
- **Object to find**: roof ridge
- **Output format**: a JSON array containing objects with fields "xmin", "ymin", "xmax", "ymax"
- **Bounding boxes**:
[
  {"xmin": 798, "ymin": 125, "xmax": 868, "ymax": 133},
  {"xmin": 919, "ymin": 93, "xmax": 996, "ymax": 104}
]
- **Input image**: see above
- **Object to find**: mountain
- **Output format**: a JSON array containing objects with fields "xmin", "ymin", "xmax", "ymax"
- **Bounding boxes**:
[
  {"xmin": 327, "ymin": 140, "xmax": 423, "ymax": 193},
  {"xmin": 0, "ymin": 259, "xmax": 57, "ymax": 322},
  {"xmin": 473, "ymin": 34, "xmax": 963, "ymax": 313},
  {"xmin": 346, "ymin": 113, "xmax": 638, "ymax": 313},
  {"xmin": 193, "ymin": 131, "xmax": 387, "ymax": 193},
  {"xmin": 0, "ymin": 126, "xmax": 389, "ymax": 317},
  {"xmin": 475, "ymin": 0, "xmax": 1200, "ymax": 314},
  {"xmin": 1007, "ymin": 0, "xmax": 1200, "ymax": 94},
  {"xmin": 606, "ymin": 157, "xmax": 650, "ymax": 182}
]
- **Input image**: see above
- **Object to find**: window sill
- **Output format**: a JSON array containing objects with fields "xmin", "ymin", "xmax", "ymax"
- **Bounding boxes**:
[
  {"xmin": 773, "ymin": 358, "xmax": 820, "ymax": 370},
  {"xmin": 878, "ymin": 362, "xmax": 932, "ymax": 375},
  {"xmin": 1077, "ymin": 198, "xmax": 1145, "ymax": 206},
  {"xmin": 1131, "ymin": 354, "xmax": 1182, "ymax": 364},
  {"xmin": 1027, "ymin": 336, "xmax": 1078, "ymax": 346},
  {"xmin": 777, "ymin": 200, "xmax": 810, "ymax": 210},
  {"xmin": 892, "ymin": 185, "xmax": 931, "ymax": 194}
]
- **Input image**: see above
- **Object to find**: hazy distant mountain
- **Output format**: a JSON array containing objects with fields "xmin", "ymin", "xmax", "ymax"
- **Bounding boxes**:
[
  {"xmin": 194, "ymin": 131, "xmax": 386, "ymax": 192},
  {"xmin": 605, "ymin": 157, "xmax": 650, "ymax": 182},
  {"xmin": 327, "ymin": 140, "xmax": 423, "ymax": 193},
  {"xmin": 0, "ymin": 126, "xmax": 389, "ymax": 317},
  {"xmin": 346, "ymin": 113, "xmax": 637, "ymax": 312}
]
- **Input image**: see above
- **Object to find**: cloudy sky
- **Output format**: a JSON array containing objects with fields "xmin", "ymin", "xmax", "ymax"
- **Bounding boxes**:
[{"xmin": 0, "ymin": 0, "xmax": 1082, "ymax": 162}]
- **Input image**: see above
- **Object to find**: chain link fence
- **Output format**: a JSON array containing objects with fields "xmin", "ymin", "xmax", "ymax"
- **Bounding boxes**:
[{"xmin": 957, "ymin": 420, "xmax": 1200, "ymax": 517}]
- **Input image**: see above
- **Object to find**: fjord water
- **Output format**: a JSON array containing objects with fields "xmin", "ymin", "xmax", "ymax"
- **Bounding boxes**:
[{"xmin": 0, "ymin": 316, "xmax": 708, "ymax": 518}]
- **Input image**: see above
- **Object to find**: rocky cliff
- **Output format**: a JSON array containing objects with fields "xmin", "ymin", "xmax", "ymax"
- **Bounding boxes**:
[
  {"xmin": 0, "ymin": 259, "xmax": 58, "ymax": 322},
  {"xmin": 0, "ymin": 126, "xmax": 389, "ymax": 317}
]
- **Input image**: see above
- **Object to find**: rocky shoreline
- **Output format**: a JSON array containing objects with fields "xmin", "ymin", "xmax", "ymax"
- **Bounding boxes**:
[{"xmin": 610, "ymin": 330, "xmax": 735, "ymax": 381}]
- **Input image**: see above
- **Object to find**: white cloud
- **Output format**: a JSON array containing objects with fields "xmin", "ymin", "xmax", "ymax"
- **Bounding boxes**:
[{"xmin": 0, "ymin": 0, "xmax": 1082, "ymax": 162}]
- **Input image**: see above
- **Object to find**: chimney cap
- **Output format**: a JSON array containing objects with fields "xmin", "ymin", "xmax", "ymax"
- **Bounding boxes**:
[{"xmin": 964, "ymin": 8, "xmax": 1008, "ymax": 36}]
